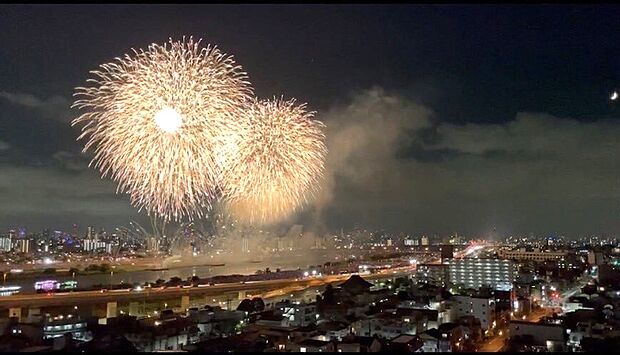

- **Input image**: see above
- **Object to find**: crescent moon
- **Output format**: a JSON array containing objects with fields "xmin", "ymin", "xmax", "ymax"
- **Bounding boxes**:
[{"xmin": 611, "ymin": 91, "xmax": 618, "ymax": 101}]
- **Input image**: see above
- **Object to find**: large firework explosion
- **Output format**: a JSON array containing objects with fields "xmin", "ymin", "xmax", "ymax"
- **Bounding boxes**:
[
  {"xmin": 72, "ymin": 37, "xmax": 252, "ymax": 221},
  {"xmin": 222, "ymin": 98, "xmax": 327, "ymax": 225}
]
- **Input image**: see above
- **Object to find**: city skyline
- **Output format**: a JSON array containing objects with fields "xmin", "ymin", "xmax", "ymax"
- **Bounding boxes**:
[{"xmin": 3, "ymin": 5, "xmax": 620, "ymax": 235}]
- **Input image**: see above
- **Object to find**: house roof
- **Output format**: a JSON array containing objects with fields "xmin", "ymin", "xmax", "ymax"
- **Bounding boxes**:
[
  {"xmin": 296, "ymin": 338, "xmax": 332, "ymax": 347},
  {"xmin": 398, "ymin": 308, "xmax": 438, "ymax": 321},
  {"xmin": 256, "ymin": 310, "xmax": 285, "ymax": 322},
  {"xmin": 390, "ymin": 335, "xmax": 424, "ymax": 352},
  {"xmin": 391, "ymin": 335, "xmax": 418, "ymax": 344},
  {"xmin": 317, "ymin": 321, "xmax": 349, "ymax": 332},
  {"xmin": 422, "ymin": 328, "xmax": 442, "ymax": 339},
  {"xmin": 438, "ymin": 322, "xmax": 461, "ymax": 332},
  {"xmin": 338, "ymin": 275, "xmax": 373, "ymax": 290}
]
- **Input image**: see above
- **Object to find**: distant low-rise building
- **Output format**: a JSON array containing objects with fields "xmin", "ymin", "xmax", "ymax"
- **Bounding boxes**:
[
  {"xmin": 498, "ymin": 248, "xmax": 567, "ymax": 261},
  {"xmin": 289, "ymin": 338, "xmax": 335, "ymax": 352},
  {"xmin": 509, "ymin": 320, "xmax": 566, "ymax": 352},
  {"xmin": 351, "ymin": 315, "xmax": 417, "ymax": 339},
  {"xmin": 42, "ymin": 314, "xmax": 90, "ymax": 341},
  {"xmin": 276, "ymin": 301, "xmax": 317, "ymax": 327}
]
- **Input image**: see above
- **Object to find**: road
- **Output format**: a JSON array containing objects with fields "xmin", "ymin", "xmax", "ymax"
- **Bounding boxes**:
[
  {"xmin": 481, "ymin": 333, "xmax": 507, "ymax": 353},
  {"xmin": 0, "ymin": 269, "xmax": 413, "ymax": 309}
]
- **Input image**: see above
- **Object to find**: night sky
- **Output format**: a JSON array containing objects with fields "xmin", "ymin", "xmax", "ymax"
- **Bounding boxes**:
[{"xmin": 2, "ymin": 4, "xmax": 620, "ymax": 237}]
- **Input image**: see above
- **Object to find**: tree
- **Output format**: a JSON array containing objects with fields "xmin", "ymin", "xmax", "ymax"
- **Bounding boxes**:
[
  {"xmin": 43, "ymin": 268, "xmax": 56, "ymax": 274},
  {"xmin": 169, "ymin": 276, "xmax": 182, "ymax": 285},
  {"xmin": 69, "ymin": 267, "xmax": 80, "ymax": 276},
  {"xmin": 394, "ymin": 277, "xmax": 411, "ymax": 289},
  {"xmin": 323, "ymin": 283, "xmax": 335, "ymax": 303},
  {"xmin": 251, "ymin": 297, "xmax": 265, "ymax": 312},
  {"xmin": 85, "ymin": 264, "xmax": 99, "ymax": 272},
  {"xmin": 237, "ymin": 299, "xmax": 254, "ymax": 313},
  {"xmin": 190, "ymin": 275, "xmax": 200, "ymax": 285},
  {"xmin": 582, "ymin": 284, "xmax": 598, "ymax": 299},
  {"xmin": 99, "ymin": 264, "xmax": 111, "ymax": 273},
  {"xmin": 397, "ymin": 290, "xmax": 409, "ymax": 301}
]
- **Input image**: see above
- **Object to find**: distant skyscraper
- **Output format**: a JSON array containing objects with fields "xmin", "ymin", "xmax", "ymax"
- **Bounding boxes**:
[
  {"xmin": 421, "ymin": 236, "xmax": 429, "ymax": 246},
  {"xmin": 146, "ymin": 237, "xmax": 160, "ymax": 254},
  {"xmin": 277, "ymin": 237, "xmax": 286, "ymax": 251},
  {"xmin": 16, "ymin": 239, "xmax": 30, "ymax": 254},
  {"xmin": 404, "ymin": 237, "xmax": 419, "ymax": 246},
  {"xmin": 313, "ymin": 235, "xmax": 324, "ymax": 249},
  {"xmin": 241, "ymin": 235, "xmax": 250, "ymax": 253},
  {"xmin": 0, "ymin": 236, "xmax": 12, "ymax": 252},
  {"xmin": 87, "ymin": 226, "xmax": 95, "ymax": 239},
  {"xmin": 587, "ymin": 250, "xmax": 604, "ymax": 265}
]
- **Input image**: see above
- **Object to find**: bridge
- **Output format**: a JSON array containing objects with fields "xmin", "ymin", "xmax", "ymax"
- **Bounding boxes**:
[{"xmin": 0, "ymin": 269, "xmax": 413, "ymax": 320}]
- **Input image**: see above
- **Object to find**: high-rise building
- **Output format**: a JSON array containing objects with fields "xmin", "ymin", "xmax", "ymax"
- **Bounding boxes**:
[
  {"xmin": 386, "ymin": 238, "xmax": 393, "ymax": 247},
  {"xmin": 444, "ymin": 258, "xmax": 516, "ymax": 290},
  {"xmin": 86, "ymin": 226, "xmax": 95, "ymax": 240},
  {"xmin": 277, "ymin": 237, "xmax": 287, "ymax": 251},
  {"xmin": 83, "ymin": 239, "xmax": 110, "ymax": 253},
  {"xmin": 16, "ymin": 239, "xmax": 30, "ymax": 254},
  {"xmin": 0, "ymin": 236, "xmax": 12, "ymax": 252},
  {"xmin": 421, "ymin": 236, "xmax": 429, "ymax": 246},
  {"xmin": 404, "ymin": 238, "xmax": 419, "ymax": 246},
  {"xmin": 146, "ymin": 237, "xmax": 160, "ymax": 254},
  {"xmin": 241, "ymin": 235, "xmax": 250, "ymax": 254},
  {"xmin": 313, "ymin": 235, "xmax": 324, "ymax": 249},
  {"xmin": 587, "ymin": 250, "xmax": 604, "ymax": 265}
]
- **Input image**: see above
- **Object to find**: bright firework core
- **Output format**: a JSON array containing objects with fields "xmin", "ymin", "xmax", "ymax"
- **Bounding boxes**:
[{"xmin": 154, "ymin": 107, "xmax": 182, "ymax": 133}]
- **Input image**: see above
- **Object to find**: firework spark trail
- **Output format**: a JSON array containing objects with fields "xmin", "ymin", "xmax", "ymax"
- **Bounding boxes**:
[
  {"xmin": 72, "ymin": 37, "xmax": 253, "ymax": 221},
  {"xmin": 221, "ymin": 98, "xmax": 327, "ymax": 225}
]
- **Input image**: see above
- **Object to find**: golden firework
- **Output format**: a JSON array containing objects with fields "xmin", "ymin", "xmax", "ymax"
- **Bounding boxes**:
[
  {"xmin": 222, "ymin": 98, "xmax": 327, "ymax": 225},
  {"xmin": 72, "ymin": 37, "xmax": 252, "ymax": 221}
]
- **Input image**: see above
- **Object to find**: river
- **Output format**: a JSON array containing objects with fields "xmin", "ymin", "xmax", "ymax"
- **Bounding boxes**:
[{"xmin": 3, "ymin": 250, "xmax": 346, "ymax": 293}]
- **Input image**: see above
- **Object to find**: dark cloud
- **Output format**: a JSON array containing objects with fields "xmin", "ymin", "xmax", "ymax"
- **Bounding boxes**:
[
  {"xmin": 0, "ymin": 91, "xmax": 71, "ymax": 122},
  {"xmin": 2, "ymin": 4, "xmax": 620, "ymax": 237},
  {"xmin": 2, "ymin": 86, "xmax": 620, "ymax": 237},
  {"xmin": 299, "ymin": 89, "xmax": 620, "ymax": 237}
]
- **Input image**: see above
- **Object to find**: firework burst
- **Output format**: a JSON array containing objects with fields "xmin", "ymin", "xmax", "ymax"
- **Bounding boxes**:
[
  {"xmin": 222, "ymin": 97, "xmax": 327, "ymax": 225},
  {"xmin": 72, "ymin": 37, "xmax": 252, "ymax": 221}
]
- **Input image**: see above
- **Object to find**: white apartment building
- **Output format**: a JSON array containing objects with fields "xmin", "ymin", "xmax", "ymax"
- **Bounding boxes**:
[
  {"xmin": 444, "ymin": 258, "xmax": 516, "ymax": 290},
  {"xmin": 452, "ymin": 295, "xmax": 495, "ymax": 330},
  {"xmin": 277, "ymin": 301, "xmax": 317, "ymax": 327}
]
